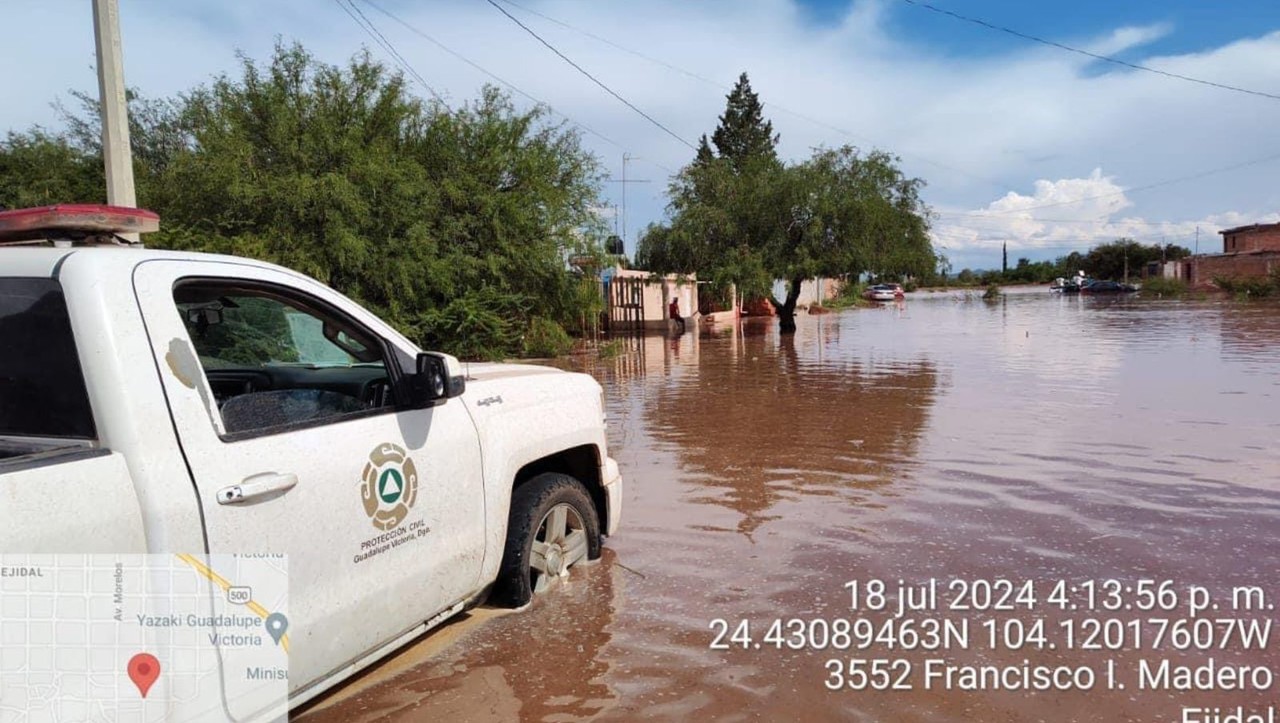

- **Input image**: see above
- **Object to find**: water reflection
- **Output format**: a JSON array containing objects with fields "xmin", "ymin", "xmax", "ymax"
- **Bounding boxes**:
[
  {"xmin": 303, "ymin": 295, "xmax": 1280, "ymax": 723},
  {"xmin": 640, "ymin": 322, "xmax": 940, "ymax": 539},
  {"xmin": 298, "ymin": 549, "xmax": 623, "ymax": 722}
]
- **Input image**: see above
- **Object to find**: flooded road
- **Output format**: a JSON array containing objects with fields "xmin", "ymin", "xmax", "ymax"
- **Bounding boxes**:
[{"xmin": 300, "ymin": 290, "xmax": 1280, "ymax": 722}]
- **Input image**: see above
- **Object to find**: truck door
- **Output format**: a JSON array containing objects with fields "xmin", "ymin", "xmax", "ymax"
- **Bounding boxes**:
[
  {"xmin": 0, "ymin": 277, "xmax": 147, "ymax": 552},
  {"xmin": 132, "ymin": 260, "xmax": 486, "ymax": 709}
]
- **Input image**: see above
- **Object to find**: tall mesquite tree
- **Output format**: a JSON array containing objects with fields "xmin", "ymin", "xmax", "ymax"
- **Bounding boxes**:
[
  {"xmin": 639, "ymin": 73, "xmax": 935, "ymax": 333},
  {"xmin": 0, "ymin": 43, "xmax": 607, "ymax": 359}
]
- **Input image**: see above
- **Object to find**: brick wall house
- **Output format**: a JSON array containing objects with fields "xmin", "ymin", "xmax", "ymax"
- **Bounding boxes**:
[
  {"xmin": 1181, "ymin": 222, "xmax": 1280, "ymax": 289},
  {"xmin": 1221, "ymin": 223, "xmax": 1280, "ymax": 254}
]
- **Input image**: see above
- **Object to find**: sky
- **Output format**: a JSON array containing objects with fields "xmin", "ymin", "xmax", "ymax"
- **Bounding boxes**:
[{"xmin": 3, "ymin": 0, "xmax": 1279, "ymax": 271}]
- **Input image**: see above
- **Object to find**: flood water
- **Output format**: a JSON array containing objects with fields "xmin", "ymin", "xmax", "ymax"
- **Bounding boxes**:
[{"xmin": 300, "ymin": 289, "xmax": 1280, "ymax": 722}]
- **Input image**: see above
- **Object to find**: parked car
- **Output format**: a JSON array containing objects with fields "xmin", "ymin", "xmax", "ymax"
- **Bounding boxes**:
[
  {"xmin": 863, "ymin": 283, "xmax": 905, "ymax": 302},
  {"xmin": 1081, "ymin": 280, "xmax": 1137, "ymax": 293},
  {"xmin": 0, "ymin": 205, "xmax": 623, "ymax": 719}
]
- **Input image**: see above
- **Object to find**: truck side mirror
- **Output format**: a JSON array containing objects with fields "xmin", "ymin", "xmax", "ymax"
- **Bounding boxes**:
[{"xmin": 407, "ymin": 352, "xmax": 466, "ymax": 408}]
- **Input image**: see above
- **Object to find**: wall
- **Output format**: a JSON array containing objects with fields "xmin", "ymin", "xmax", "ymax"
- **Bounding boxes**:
[
  {"xmin": 1222, "ymin": 226, "xmax": 1280, "ymax": 254},
  {"xmin": 1185, "ymin": 252, "xmax": 1280, "ymax": 289},
  {"xmin": 608, "ymin": 268, "xmax": 697, "ymax": 331},
  {"xmin": 771, "ymin": 277, "xmax": 841, "ymax": 307}
]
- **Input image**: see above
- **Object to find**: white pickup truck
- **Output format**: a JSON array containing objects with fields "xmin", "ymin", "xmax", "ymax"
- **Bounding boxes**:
[{"xmin": 0, "ymin": 205, "xmax": 622, "ymax": 718}]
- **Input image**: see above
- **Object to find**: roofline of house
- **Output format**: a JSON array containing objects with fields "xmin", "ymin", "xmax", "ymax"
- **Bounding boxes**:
[{"xmin": 1219, "ymin": 222, "xmax": 1280, "ymax": 236}]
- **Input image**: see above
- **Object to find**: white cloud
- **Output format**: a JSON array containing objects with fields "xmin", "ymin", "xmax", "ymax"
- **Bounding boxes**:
[
  {"xmin": 2, "ymin": 0, "xmax": 1277, "ymax": 269},
  {"xmin": 931, "ymin": 169, "xmax": 1280, "ymax": 269},
  {"xmin": 1084, "ymin": 23, "xmax": 1174, "ymax": 56}
]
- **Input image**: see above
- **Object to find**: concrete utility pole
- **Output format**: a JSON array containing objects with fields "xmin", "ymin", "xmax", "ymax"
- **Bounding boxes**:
[{"xmin": 93, "ymin": 0, "xmax": 137, "ymax": 214}]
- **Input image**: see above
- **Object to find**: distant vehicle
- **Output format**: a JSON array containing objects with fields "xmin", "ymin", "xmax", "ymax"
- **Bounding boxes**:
[
  {"xmin": 1058, "ymin": 273, "xmax": 1091, "ymax": 293},
  {"xmin": 864, "ymin": 283, "xmax": 905, "ymax": 301},
  {"xmin": 1080, "ymin": 280, "xmax": 1137, "ymax": 294}
]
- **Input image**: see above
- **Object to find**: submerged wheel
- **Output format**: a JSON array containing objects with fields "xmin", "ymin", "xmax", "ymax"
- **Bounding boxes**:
[{"xmin": 494, "ymin": 473, "xmax": 601, "ymax": 608}]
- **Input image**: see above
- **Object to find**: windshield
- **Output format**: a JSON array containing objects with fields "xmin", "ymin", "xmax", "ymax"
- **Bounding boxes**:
[{"xmin": 0, "ymin": 278, "xmax": 95, "ymax": 439}]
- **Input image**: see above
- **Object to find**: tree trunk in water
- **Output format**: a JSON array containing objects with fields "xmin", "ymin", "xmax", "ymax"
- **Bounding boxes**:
[{"xmin": 774, "ymin": 276, "xmax": 804, "ymax": 335}]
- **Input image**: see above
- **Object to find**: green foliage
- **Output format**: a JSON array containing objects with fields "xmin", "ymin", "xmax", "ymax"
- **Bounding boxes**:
[
  {"xmin": 951, "ymin": 240, "xmax": 1194, "ymax": 286},
  {"xmin": 522, "ymin": 316, "xmax": 574, "ymax": 358},
  {"xmin": 983, "ymin": 285, "xmax": 1002, "ymax": 300},
  {"xmin": 1140, "ymin": 276, "xmax": 1188, "ymax": 297},
  {"xmin": 1, "ymin": 42, "xmax": 606, "ymax": 361},
  {"xmin": 639, "ymin": 146, "xmax": 933, "ymax": 319},
  {"xmin": 637, "ymin": 75, "xmax": 933, "ymax": 328},
  {"xmin": 1214, "ymin": 272, "xmax": 1280, "ymax": 298},
  {"xmin": 709, "ymin": 73, "xmax": 778, "ymax": 170},
  {"xmin": 0, "ymin": 130, "xmax": 104, "ymax": 208},
  {"xmin": 416, "ymin": 287, "xmax": 526, "ymax": 361},
  {"xmin": 826, "ymin": 282, "xmax": 870, "ymax": 310}
]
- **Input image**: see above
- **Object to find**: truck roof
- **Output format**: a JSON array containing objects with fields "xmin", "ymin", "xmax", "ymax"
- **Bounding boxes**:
[{"xmin": 0, "ymin": 246, "xmax": 303, "ymax": 281}]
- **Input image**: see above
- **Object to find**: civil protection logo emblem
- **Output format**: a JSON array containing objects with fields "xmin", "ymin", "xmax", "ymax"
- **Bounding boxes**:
[{"xmin": 360, "ymin": 443, "xmax": 419, "ymax": 531}]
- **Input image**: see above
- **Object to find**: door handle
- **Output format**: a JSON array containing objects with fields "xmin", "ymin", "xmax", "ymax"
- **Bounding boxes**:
[{"xmin": 216, "ymin": 472, "xmax": 299, "ymax": 505}]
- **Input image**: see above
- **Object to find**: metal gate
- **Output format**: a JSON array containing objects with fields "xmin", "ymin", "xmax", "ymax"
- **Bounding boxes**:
[{"xmin": 604, "ymin": 277, "xmax": 646, "ymax": 333}]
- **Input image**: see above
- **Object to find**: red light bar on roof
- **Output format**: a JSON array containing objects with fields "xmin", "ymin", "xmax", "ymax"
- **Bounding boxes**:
[{"xmin": 0, "ymin": 204, "xmax": 160, "ymax": 242}]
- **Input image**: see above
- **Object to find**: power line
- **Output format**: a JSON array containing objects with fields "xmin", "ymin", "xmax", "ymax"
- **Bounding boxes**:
[
  {"xmin": 899, "ymin": 0, "xmax": 1280, "ymax": 102},
  {"xmin": 493, "ymin": 0, "xmax": 1012, "ymax": 191},
  {"xmin": 334, "ymin": 0, "xmax": 446, "ymax": 105},
  {"xmin": 492, "ymin": 0, "xmax": 1280, "ymax": 215},
  {"xmin": 480, "ymin": 0, "xmax": 696, "ymax": 151},
  {"xmin": 353, "ymin": 0, "xmax": 675, "ymax": 173}
]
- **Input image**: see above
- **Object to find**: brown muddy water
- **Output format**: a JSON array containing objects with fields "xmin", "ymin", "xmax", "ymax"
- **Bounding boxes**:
[{"xmin": 300, "ymin": 290, "xmax": 1280, "ymax": 722}]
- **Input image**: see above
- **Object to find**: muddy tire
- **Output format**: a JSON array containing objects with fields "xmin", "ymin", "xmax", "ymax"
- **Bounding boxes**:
[{"xmin": 493, "ymin": 473, "xmax": 602, "ymax": 608}]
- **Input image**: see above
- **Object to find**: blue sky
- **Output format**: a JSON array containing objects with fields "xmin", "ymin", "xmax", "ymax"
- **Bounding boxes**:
[
  {"xmin": 3, "ymin": 0, "xmax": 1279, "ymax": 271},
  {"xmin": 801, "ymin": 0, "xmax": 1280, "ymax": 60}
]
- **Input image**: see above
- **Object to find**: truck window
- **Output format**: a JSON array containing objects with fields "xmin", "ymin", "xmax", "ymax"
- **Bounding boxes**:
[
  {"xmin": 0, "ymin": 278, "xmax": 96, "ymax": 441},
  {"xmin": 173, "ymin": 282, "xmax": 394, "ymax": 438}
]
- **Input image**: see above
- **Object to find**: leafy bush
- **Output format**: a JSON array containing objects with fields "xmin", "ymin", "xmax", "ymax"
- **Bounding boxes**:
[
  {"xmin": 2, "ymin": 43, "xmax": 608, "ymax": 360},
  {"xmin": 826, "ymin": 281, "xmax": 869, "ymax": 310},
  {"xmin": 416, "ymin": 289, "xmax": 526, "ymax": 361},
  {"xmin": 522, "ymin": 316, "xmax": 574, "ymax": 358},
  {"xmin": 1214, "ymin": 273, "xmax": 1280, "ymax": 298},
  {"xmin": 982, "ymin": 285, "xmax": 1001, "ymax": 300},
  {"xmin": 1140, "ymin": 277, "xmax": 1188, "ymax": 297}
]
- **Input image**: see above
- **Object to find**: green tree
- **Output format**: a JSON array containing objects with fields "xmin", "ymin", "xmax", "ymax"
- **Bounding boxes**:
[
  {"xmin": 645, "ymin": 145, "xmax": 933, "ymax": 332},
  {"xmin": 639, "ymin": 73, "xmax": 932, "ymax": 332},
  {"xmin": 0, "ymin": 130, "xmax": 104, "ymax": 209},
  {"xmin": 1081, "ymin": 239, "xmax": 1188, "ymax": 281},
  {"xmin": 710, "ymin": 73, "xmax": 778, "ymax": 170},
  {"xmin": 1, "ymin": 43, "xmax": 606, "ymax": 360}
]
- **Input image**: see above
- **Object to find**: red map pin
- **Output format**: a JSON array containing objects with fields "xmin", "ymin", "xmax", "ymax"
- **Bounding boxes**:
[{"xmin": 127, "ymin": 653, "xmax": 161, "ymax": 698}]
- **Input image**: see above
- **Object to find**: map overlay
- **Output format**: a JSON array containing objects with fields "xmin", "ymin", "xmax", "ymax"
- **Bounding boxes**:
[{"xmin": 0, "ymin": 554, "xmax": 288, "ymax": 723}]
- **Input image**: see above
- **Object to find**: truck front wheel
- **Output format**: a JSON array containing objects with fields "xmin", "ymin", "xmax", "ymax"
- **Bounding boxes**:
[{"xmin": 494, "ymin": 473, "xmax": 602, "ymax": 607}]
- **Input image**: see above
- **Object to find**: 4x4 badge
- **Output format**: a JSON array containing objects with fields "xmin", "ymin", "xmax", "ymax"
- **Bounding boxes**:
[{"xmin": 360, "ymin": 443, "xmax": 419, "ymax": 531}]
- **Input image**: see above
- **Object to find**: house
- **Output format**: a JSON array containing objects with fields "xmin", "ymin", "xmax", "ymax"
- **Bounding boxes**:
[
  {"xmin": 1181, "ymin": 222, "xmax": 1280, "ymax": 288},
  {"xmin": 602, "ymin": 268, "xmax": 701, "ymax": 332}
]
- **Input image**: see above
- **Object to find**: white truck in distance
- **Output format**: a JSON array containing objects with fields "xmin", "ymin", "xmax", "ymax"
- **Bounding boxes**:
[{"xmin": 0, "ymin": 205, "xmax": 622, "ymax": 718}]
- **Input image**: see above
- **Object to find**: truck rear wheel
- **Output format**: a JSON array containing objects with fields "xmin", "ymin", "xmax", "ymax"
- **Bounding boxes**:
[{"xmin": 494, "ymin": 473, "xmax": 601, "ymax": 608}]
